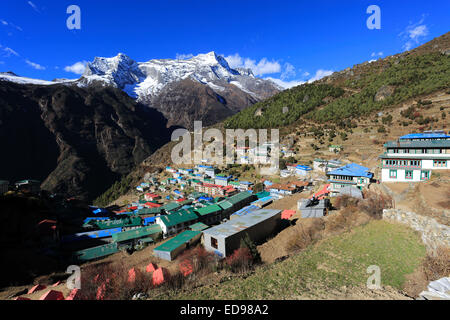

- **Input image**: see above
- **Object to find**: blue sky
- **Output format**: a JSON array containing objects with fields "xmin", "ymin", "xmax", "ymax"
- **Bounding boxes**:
[{"xmin": 0, "ymin": 0, "xmax": 449, "ymax": 87}]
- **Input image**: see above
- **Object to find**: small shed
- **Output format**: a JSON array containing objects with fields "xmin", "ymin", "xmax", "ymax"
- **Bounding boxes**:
[
  {"xmin": 299, "ymin": 199, "xmax": 330, "ymax": 218},
  {"xmin": 202, "ymin": 209, "xmax": 282, "ymax": 258},
  {"xmin": 153, "ymin": 230, "xmax": 202, "ymax": 261}
]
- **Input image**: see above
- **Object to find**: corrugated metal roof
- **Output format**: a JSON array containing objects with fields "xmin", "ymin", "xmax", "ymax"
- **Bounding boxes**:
[
  {"xmin": 226, "ymin": 191, "xmax": 254, "ymax": 205},
  {"xmin": 162, "ymin": 202, "xmax": 181, "ymax": 212},
  {"xmin": 189, "ymin": 222, "xmax": 210, "ymax": 231},
  {"xmin": 217, "ymin": 200, "xmax": 233, "ymax": 210},
  {"xmin": 327, "ymin": 163, "xmax": 373, "ymax": 178},
  {"xmin": 153, "ymin": 230, "xmax": 201, "ymax": 252},
  {"xmin": 203, "ymin": 209, "xmax": 281, "ymax": 238},
  {"xmin": 384, "ymin": 140, "xmax": 450, "ymax": 148},
  {"xmin": 400, "ymin": 133, "xmax": 450, "ymax": 140},
  {"xmin": 195, "ymin": 204, "xmax": 223, "ymax": 216},
  {"xmin": 159, "ymin": 209, "xmax": 198, "ymax": 227},
  {"xmin": 231, "ymin": 205, "xmax": 259, "ymax": 217},
  {"xmin": 112, "ymin": 225, "xmax": 162, "ymax": 242}
]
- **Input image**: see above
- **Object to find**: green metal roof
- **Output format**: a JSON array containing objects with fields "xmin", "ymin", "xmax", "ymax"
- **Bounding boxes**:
[
  {"xmin": 159, "ymin": 209, "xmax": 198, "ymax": 227},
  {"xmin": 162, "ymin": 202, "xmax": 181, "ymax": 212},
  {"xmin": 189, "ymin": 222, "xmax": 210, "ymax": 232},
  {"xmin": 112, "ymin": 225, "xmax": 162, "ymax": 242},
  {"xmin": 195, "ymin": 204, "xmax": 223, "ymax": 216},
  {"xmin": 153, "ymin": 230, "xmax": 201, "ymax": 252},
  {"xmin": 217, "ymin": 200, "xmax": 233, "ymax": 210},
  {"xmin": 226, "ymin": 191, "xmax": 254, "ymax": 205},
  {"xmin": 255, "ymin": 191, "xmax": 270, "ymax": 199},
  {"xmin": 137, "ymin": 207, "xmax": 162, "ymax": 215}
]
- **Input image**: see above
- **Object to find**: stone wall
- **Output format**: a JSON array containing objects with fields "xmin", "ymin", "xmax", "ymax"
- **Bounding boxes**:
[{"xmin": 383, "ymin": 209, "xmax": 450, "ymax": 253}]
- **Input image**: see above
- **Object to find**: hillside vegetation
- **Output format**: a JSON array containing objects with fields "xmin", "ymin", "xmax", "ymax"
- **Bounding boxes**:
[{"xmin": 224, "ymin": 36, "xmax": 450, "ymax": 129}]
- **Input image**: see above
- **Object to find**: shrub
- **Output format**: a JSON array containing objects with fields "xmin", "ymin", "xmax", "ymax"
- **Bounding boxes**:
[
  {"xmin": 76, "ymin": 261, "xmax": 152, "ymax": 300},
  {"xmin": 333, "ymin": 195, "xmax": 359, "ymax": 210},
  {"xmin": 377, "ymin": 126, "xmax": 386, "ymax": 133},
  {"xmin": 422, "ymin": 247, "xmax": 450, "ymax": 282},
  {"xmin": 225, "ymin": 248, "xmax": 253, "ymax": 273},
  {"xmin": 358, "ymin": 191, "xmax": 393, "ymax": 219},
  {"xmin": 177, "ymin": 247, "xmax": 217, "ymax": 276}
]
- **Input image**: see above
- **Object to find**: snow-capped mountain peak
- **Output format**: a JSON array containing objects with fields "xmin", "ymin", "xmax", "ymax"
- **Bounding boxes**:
[{"xmin": 79, "ymin": 51, "xmax": 280, "ymax": 100}]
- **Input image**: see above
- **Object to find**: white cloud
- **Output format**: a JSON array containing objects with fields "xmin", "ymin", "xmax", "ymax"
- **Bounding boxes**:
[
  {"xmin": 1, "ymin": 46, "xmax": 19, "ymax": 57},
  {"xmin": 371, "ymin": 51, "xmax": 383, "ymax": 57},
  {"xmin": 224, "ymin": 53, "xmax": 281, "ymax": 76},
  {"xmin": 176, "ymin": 53, "xmax": 194, "ymax": 60},
  {"xmin": 26, "ymin": 59, "xmax": 45, "ymax": 70},
  {"xmin": 224, "ymin": 53, "xmax": 243, "ymax": 68},
  {"xmin": 302, "ymin": 71, "xmax": 310, "ymax": 77},
  {"xmin": 307, "ymin": 69, "xmax": 334, "ymax": 83},
  {"xmin": 64, "ymin": 61, "xmax": 87, "ymax": 74},
  {"xmin": 266, "ymin": 68, "xmax": 333, "ymax": 89},
  {"xmin": 0, "ymin": 19, "xmax": 22, "ymax": 31},
  {"xmin": 28, "ymin": 1, "xmax": 40, "ymax": 13},
  {"xmin": 400, "ymin": 16, "xmax": 429, "ymax": 51},
  {"xmin": 265, "ymin": 77, "xmax": 305, "ymax": 89},
  {"xmin": 280, "ymin": 63, "xmax": 296, "ymax": 80}
]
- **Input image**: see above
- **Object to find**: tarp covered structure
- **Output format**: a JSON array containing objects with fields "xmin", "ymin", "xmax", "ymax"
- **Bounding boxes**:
[
  {"xmin": 152, "ymin": 267, "xmax": 170, "ymax": 286},
  {"xmin": 39, "ymin": 290, "xmax": 65, "ymax": 300}
]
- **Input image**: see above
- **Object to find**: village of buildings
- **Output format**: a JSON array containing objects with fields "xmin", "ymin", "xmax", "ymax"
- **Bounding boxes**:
[{"xmin": 1, "ymin": 130, "xmax": 449, "ymax": 298}]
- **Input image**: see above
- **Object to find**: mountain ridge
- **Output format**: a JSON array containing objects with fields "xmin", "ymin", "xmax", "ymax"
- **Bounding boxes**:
[{"xmin": 1, "ymin": 51, "xmax": 282, "ymax": 130}]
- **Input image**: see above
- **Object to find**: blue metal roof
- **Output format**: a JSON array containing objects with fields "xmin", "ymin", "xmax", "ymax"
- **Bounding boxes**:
[
  {"xmin": 296, "ymin": 165, "xmax": 312, "ymax": 171},
  {"xmin": 215, "ymin": 175, "xmax": 232, "ymax": 180},
  {"xmin": 400, "ymin": 132, "xmax": 450, "ymax": 140},
  {"xmin": 327, "ymin": 163, "xmax": 373, "ymax": 178}
]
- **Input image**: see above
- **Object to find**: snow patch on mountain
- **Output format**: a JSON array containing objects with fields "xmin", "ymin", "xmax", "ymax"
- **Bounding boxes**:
[
  {"xmin": 79, "ymin": 51, "xmax": 281, "ymax": 101},
  {"xmin": 0, "ymin": 72, "xmax": 76, "ymax": 86}
]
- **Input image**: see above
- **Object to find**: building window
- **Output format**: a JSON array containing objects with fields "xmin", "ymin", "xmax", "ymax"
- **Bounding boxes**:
[
  {"xmin": 433, "ymin": 160, "xmax": 447, "ymax": 167},
  {"xmin": 405, "ymin": 170, "xmax": 413, "ymax": 179},
  {"xmin": 389, "ymin": 170, "xmax": 397, "ymax": 179},
  {"xmin": 210, "ymin": 237, "xmax": 218, "ymax": 249},
  {"xmin": 421, "ymin": 171, "xmax": 430, "ymax": 180}
]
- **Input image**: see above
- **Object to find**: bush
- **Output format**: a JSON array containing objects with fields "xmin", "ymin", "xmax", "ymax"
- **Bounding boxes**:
[
  {"xmin": 422, "ymin": 247, "xmax": 450, "ymax": 282},
  {"xmin": 225, "ymin": 248, "xmax": 253, "ymax": 273},
  {"xmin": 358, "ymin": 191, "xmax": 393, "ymax": 219},
  {"xmin": 333, "ymin": 195, "xmax": 359, "ymax": 210},
  {"xmin": 377, "ymin": 126, "xmax": 386, "ymax": 133},
  {"xmin": 240, "ymin": 233, "xmax": 261, "ymax": 263},
  {"xmin": 333, "ymin": 192, "xmax": 393, "ymax": 219},
  {"xmin": 76, "ymin": 261, "xmax": 152, "ymax": 300},
  {"xmin": 177, "ymin": 247, "xmax": 217, "ymax": 276}
]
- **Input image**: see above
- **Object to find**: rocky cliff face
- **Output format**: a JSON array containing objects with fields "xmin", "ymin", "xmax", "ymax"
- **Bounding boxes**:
[{"xmin": 0, "ymin": 81, "xmax": 172, "ymax": 201}]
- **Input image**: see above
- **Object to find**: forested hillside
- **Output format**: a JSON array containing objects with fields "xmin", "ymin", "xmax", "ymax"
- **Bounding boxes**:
[{"xmin": 224, "ymin": 34, "xmax": 450, "ymax": 130}]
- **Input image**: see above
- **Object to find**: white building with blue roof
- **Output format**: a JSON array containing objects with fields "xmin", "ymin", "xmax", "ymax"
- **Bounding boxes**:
[
  {"xmin": 327, "ymin": 163, "xmax": 374, "ymax": 196},
  {"xmin": 380, "ymin": 131, "xmax": 450, "ymax": 182}
]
